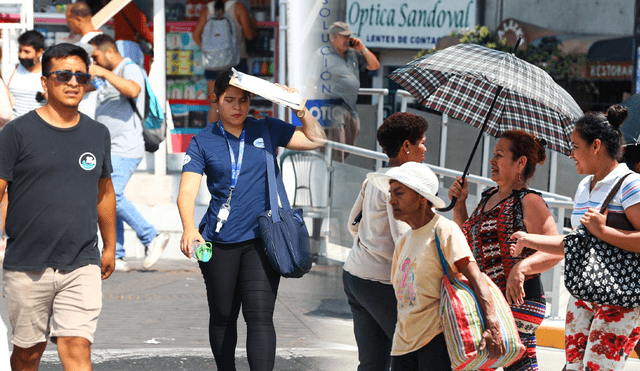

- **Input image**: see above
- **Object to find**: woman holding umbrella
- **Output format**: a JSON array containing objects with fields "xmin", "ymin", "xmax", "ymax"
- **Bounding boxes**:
[
  {"xmin": 448, "ymin": 130, "xmax": 562, "ymax": 371},
  {"xmin": 511, "ymin": 106, "xmax": 640, "ymax": 371}
]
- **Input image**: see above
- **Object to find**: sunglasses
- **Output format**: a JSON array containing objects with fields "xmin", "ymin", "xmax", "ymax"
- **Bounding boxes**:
[{"xmin": 44, "ymin": 70, "xmax": 91, "ymax": 85}]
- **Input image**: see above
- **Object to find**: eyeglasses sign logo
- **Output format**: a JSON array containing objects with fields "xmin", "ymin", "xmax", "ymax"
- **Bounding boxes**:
[{"xmin": 79, "ymin": 152, "xmax": 97, "ymax": 171}]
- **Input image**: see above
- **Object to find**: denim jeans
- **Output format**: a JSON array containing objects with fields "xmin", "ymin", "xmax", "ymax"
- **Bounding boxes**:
[
  {"xmin": 111, "ymin": 156, "xmax": 156, "ymax": 259},
  {"xmin": 343, "ymin": 270, "xmax": 397, "ymax": 371}
]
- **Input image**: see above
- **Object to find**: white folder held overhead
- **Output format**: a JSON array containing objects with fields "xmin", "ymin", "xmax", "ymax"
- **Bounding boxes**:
[{"xmin": 229, "ymin": 68, "xmax": 307, "ymax": 111}]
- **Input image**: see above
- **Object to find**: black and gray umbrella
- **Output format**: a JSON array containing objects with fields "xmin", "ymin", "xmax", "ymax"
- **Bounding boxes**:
[{"xmin": 388, "ymin": 41, "xmax": 583, "ymax": 210}]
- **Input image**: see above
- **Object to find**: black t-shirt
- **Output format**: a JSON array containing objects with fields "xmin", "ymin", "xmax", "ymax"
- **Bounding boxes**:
[{"xmin": 0, "ymin": 110, "xmax": 112, "ymax": 271}]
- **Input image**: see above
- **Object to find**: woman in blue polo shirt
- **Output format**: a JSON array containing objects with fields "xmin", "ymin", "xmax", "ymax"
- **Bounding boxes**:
[{"xmin": 177, "ymin": 69, "xmax": 325, "ymax": 371}]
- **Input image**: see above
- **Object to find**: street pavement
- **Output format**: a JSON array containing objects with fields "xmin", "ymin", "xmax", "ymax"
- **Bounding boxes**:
[
  {"xmin": 2, "ymin": 257, "xmax": 640, "ymax": 370},
  {"xmin": 0, "ymin": 257, "xmax": 360, "ymax": 371}
]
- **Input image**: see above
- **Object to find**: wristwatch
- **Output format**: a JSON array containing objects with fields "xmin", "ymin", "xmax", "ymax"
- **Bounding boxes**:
[{"xmin": 296, "ymin": 109, "xmax": 305, "ymax": 118}]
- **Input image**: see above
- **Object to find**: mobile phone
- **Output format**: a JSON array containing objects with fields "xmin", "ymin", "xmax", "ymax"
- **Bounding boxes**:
[{"xmin": 349, "ymin": 38, "xmax": 355, "ymax": 47}]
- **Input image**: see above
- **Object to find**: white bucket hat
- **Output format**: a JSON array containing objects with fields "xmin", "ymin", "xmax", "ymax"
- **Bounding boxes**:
[{"xmin": 367, "ymin": 162, "xmax": 445, "ymax": 209}]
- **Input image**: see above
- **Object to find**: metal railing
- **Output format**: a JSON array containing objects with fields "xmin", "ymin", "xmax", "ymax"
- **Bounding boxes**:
[{"xmin": 358, "ymin": 88, "xmax": 389, "ymax": 169}]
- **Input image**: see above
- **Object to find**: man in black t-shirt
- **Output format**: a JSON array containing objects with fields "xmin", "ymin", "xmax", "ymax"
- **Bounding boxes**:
[{"xmin": 0, "ymin": 43, "xmax": 115, "ymax": 371}]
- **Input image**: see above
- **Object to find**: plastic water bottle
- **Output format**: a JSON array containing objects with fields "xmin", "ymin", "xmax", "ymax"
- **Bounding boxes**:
[
  {"xmin": 191, "ymin": 241, "xmax": 212, "ymax": 262},
  {"xmin": 91, "ymin": 76, "xmax": 105, "ymax": 90}
]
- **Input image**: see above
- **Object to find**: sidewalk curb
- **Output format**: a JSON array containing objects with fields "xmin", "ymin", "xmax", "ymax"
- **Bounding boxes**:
[
  {"xmin": 537, "ymin": 321, "xmax": 565, "ymax": 350},
  {"xmin": 537, "ymin": 320, "xmax": 638, "ymax": 358}
]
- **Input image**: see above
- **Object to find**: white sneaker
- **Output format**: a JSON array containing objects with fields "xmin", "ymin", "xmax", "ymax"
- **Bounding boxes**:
[
  {"xmin": 115, "ymin": 258, "xmax": 130, "ymax": 272},
  {"xmin": 142, "ymin": 233, "xmax": 170, "ymax": 269}
]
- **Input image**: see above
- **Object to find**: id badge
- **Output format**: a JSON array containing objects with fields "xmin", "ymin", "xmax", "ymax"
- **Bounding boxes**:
[{"xmin": 215, "ymin": 204, "xmax": 231, "ymax": 232}]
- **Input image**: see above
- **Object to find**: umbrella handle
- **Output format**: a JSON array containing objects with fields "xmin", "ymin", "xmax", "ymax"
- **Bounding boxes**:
[
  {"xmin": 437, "ymin": 175, "xmax": 466, "ymax": 212},
  {"xmin": 437, "ymin": 85, "xmax": 504, "ymax": 213},
  {"xmin": 439, "ymin": 196, "xmax": 458, "ymax": 212}
]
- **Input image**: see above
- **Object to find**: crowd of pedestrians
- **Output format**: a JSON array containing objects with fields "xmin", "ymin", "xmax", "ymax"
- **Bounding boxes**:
[{"xmin": 2, "ymin": 3, "xmax": 640, "ymax": 371}]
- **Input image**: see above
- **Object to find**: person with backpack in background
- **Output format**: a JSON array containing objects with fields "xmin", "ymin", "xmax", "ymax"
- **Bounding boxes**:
[
  {"xmin": 88, "ymin": 34, "xmax": 169, "ymax": 272},
  {"xmin": 193, "ymin": 0, "xmax": 255, "ymax": 124}
]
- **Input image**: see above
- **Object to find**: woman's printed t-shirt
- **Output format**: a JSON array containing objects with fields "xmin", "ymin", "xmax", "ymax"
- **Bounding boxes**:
[
  {"xmin": 391, "ymin": 213, "xmax": 475, "ymax": 356},
  {"xmin": 571, "ymin": 163, "xmax": 640, "ymax": 229},
  {"xmin": 182, "ymin": 116, "xmax": 295, "ymax": 244}
]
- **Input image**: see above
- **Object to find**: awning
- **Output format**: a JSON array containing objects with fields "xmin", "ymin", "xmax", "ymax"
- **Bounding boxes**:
[
  {"xmin": 437, "ymin": 18, "xmax": 620, "ymax": 57},
  {"xmin": 438, "ymin": 19, "xmax": 634, "ymax": 81},
  {"xmin": 587, "ymin": 36, "xmax": 633, "ymax": 61}
]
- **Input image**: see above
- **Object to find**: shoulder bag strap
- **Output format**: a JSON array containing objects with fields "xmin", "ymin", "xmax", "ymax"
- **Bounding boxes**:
[
  {"xmin": 2, "ymin": 77, "xmax": 12, "ymax": 108},
  {"xmin": 434, "ymin": 230, "xmax": 452, "ymax": 280},
  {"xmin": 600, "ymin": 173, "xmax": 632, "ymax": 213},
  {"xmin": 259, "ymin": 120, "xmax": 292, "ymax": 223},
  {"xmin": 120, "ymin": 12, "xmax": 141, "ymax": 41},
  {"xmin": 119, "ymin": 61, "xmax": 143, "ymax": 124},
  {"xmin": 7, "ymin": 64, "xmax": 18, "ymax": 87}
]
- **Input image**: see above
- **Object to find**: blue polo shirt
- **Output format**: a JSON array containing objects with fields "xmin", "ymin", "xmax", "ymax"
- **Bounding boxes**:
[{"xmin": 182, "ymin": 116, "xmax": 296, "ymax": 244}]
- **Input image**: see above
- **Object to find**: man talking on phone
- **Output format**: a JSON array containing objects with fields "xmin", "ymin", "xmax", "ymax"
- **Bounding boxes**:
[{"xmin": 310, "ymin": 21, "xmax": 379, "ymax": 162}]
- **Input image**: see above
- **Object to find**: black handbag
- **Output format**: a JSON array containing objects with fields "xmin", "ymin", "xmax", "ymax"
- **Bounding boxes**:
[
  {"xmin": 257, "ymin": 122, "xmax": 312, "ymax": 278},
  {"xmin": 564, "ymin": 173, "xmax": 640, "ymax": 308}
]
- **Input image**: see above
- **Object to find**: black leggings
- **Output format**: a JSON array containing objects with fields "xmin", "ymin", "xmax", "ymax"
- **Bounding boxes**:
[{"xmin": 198, "ymin": 239, "xmax": 280, "ymax": 371}]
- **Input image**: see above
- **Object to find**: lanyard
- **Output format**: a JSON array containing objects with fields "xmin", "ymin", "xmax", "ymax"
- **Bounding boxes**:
[{"xmin": 217, "ymin": 121, "xmax": 245, "ymax": 204}]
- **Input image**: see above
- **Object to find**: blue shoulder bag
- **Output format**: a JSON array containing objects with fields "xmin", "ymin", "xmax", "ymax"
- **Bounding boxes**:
[{"xmin": 257, "ymin": 121, "xmax": 312, "ymax": 278}]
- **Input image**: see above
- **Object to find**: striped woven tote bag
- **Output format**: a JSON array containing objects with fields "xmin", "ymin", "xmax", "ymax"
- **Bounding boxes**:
[{"xmin": 435, "ymin": 231, "xmax": 525, "ymax": 370}]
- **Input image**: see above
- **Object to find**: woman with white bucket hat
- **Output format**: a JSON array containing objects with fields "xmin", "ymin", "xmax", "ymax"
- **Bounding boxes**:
[
  {"xmin": 367, "ymin": 162, "xmax": 505, "ymax": 371},
  {"xmin": 343, "ymin": 112, "xmax": 426, "ymax": 371}
]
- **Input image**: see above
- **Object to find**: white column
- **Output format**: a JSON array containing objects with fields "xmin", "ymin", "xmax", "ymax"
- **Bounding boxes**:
[
  {"xmin": 278, "ymin": 0, "xmax": 287, "ymax": 121},
  {"xmin": 152, "ymin": 0, "xmax": 167, "ymax": 175},
  {"xmin": 288, "ymin": 0, "xmax": 340, "ymax": 100}
]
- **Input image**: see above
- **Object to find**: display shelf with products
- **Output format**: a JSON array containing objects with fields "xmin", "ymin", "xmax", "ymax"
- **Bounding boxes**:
[
  {"xmin": 166, "ymin": 20, "xmax": 279, "ymax": 152},
  {"xmin": 165, "ymin": 20, "xmax": 209, "ymax": 138}
]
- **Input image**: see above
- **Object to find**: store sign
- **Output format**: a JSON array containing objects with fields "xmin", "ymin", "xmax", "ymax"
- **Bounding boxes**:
[
  {"xmin": 587, "ymin": 61, "xmax": 633, "ymax": 80},
  {"xmin": 292, "ymin": 99, "xmax": 346, "ymax": 127},
  {"xmin": 346, "ymin": 0, "xmax": 476, "ymax": 49}
]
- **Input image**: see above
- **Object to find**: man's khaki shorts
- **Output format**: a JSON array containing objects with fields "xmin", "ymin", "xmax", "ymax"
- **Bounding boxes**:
[{"xmin": 3, "ymin": 264, "xmax": 102, "ymax": 348}]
